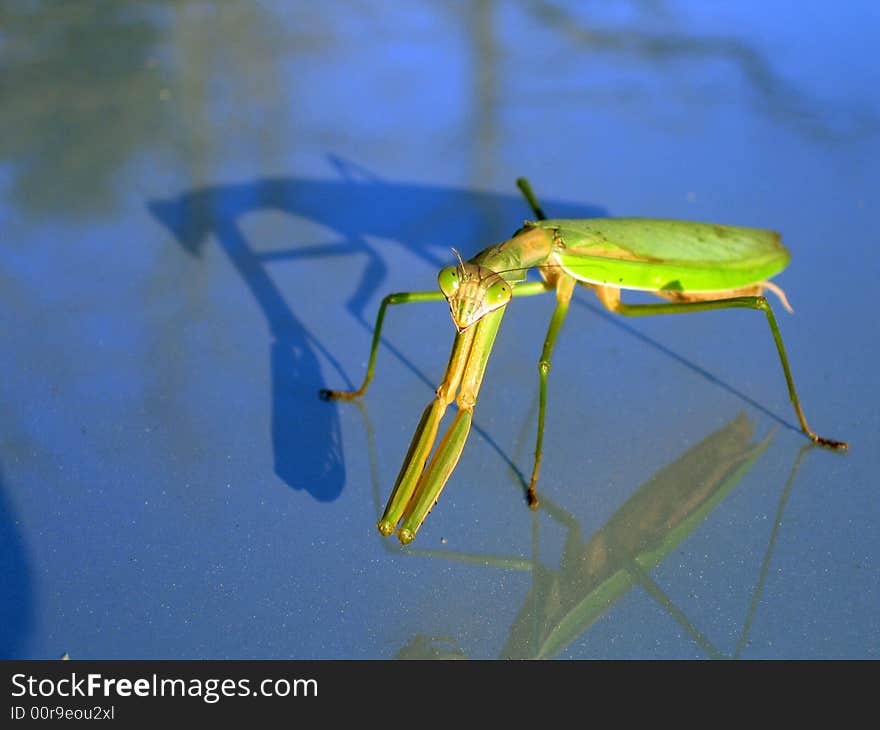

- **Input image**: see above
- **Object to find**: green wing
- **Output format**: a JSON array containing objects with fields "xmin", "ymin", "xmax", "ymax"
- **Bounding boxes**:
[{"xmin": 534, "ymin": 218, "xmax": 790, "ymax": 292}]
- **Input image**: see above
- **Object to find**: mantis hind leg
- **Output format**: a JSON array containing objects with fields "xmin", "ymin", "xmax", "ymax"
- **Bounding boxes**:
[
  {"xmin": 528, "ymin": 275, "xmax": 577, "ymax": 508},
  {"xmin": 594, "ymin": 286, "xmax": 847, "ymax": 451},
  {"xmin": 319, "ymin": 289, "xmax": 446, "ymax": 400}
]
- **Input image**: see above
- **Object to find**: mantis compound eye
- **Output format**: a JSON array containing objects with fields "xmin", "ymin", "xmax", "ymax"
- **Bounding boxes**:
[
  {"xmin": 438, "ymin": 266, "xmax": 461, "ymax": 297},
  {"xmin": 485, "ymin": 281, "xmax": 511, "ymax": 308}
]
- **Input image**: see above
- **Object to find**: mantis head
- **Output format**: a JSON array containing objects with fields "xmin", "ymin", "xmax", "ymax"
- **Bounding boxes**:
[{"xmin": 438, "ymin": 249, "xmax": 512, "ymax": 332}]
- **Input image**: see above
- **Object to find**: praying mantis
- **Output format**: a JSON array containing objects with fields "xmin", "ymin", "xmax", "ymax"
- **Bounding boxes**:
[{"xmin": 321, "ymin": 178, "xmax": 847, "ymax": 544}]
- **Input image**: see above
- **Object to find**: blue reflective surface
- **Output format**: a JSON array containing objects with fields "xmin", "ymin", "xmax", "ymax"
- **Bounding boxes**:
[{"xmin": 1, "ymin": 1, "xmax": 878, "ymax": 659}]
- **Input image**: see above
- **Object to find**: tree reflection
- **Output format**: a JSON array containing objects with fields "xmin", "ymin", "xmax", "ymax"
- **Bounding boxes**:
[{"xmin": 0, "ymin": 1, "xmax": 172, "ymax": 216}]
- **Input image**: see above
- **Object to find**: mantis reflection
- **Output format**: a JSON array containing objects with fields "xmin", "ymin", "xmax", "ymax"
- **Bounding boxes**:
[{"xmin": 356, "ymin": 403, "xmax": 813, "ymax": 659}]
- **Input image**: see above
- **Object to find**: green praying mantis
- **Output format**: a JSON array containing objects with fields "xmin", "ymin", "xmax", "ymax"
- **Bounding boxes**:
[{"xmin": 321, "ymin": 178, "xmax": 847, "ymax": 544}]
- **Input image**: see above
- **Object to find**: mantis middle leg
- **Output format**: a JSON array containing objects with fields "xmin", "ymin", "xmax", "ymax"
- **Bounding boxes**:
[{"xmin": 528, "ymin": 274, "xmax": 577, "ymax": 508}]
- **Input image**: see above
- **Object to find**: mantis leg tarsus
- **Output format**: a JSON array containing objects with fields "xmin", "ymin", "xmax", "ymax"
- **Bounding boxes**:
[
  {"xmin": 319, "ymin": 385, "xmax": 366, "ymax": 401},
  {"xmin": 819, "ymin": 436, "xmax": 848, "ymax": 451},
  {"xmin": 527, "ymin": 487, "xmax": 539, "ymax": 510},
  {"xmin": 603, "ymin": 290, "xmax": 848, "ymax": 451},
  {"xmin": 806, "ymin": 429, "xmax": 848, "ymax": 452}
]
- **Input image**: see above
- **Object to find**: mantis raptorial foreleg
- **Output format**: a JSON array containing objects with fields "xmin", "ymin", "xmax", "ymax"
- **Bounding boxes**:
[
  {"xmin": 379, "ymin": 307, "xmax": 508, "ymax": 543},
  {"xmin": 593, "ymin": 285, "xmax": 848, "ymax": 450},
  {"xmin": 320, "ymin": 276, "xmax": 553, "ymax": 541},
  {"xmin": 378, "ymin": 279, "xmax": 560, "ymax": 543},
  {"xmin": 376, "ymin": 322, "xmax": 477, "ymax": 537},
  {"xmin": 394, "ymin": 307, "xmax": 507, "ymax": 542}
]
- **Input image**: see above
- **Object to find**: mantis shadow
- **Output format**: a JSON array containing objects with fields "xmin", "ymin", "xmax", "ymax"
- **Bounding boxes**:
[{"xmin": 147, "ymin": 162, "xmax": 603, "ymax": 503}]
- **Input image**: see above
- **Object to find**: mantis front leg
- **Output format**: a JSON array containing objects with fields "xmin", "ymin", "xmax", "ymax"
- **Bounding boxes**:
[
  {"xmin": 389, "ymin": 281, "xmax": 564, "ymax": 542},
  {"xmin": 381, "ymin": 306, "xmax": 507, "ymax": 544},
  {"xmin": 320, "ymin": 264, "xmax": 553, "ymax": 542},
  {"xmin": 376, "ymin": 322, "xmax": 477, "ymax": 538}
]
